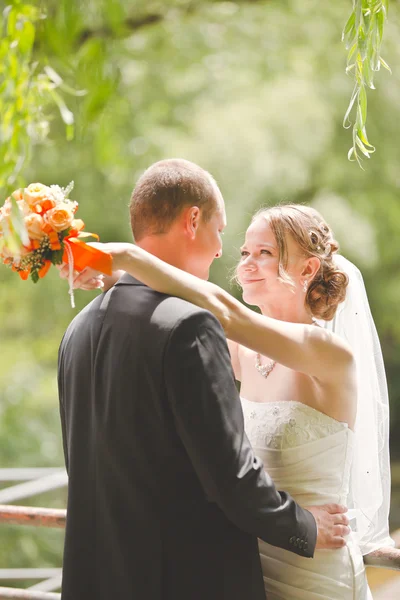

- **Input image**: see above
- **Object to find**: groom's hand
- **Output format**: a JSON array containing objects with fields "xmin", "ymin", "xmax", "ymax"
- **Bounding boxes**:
[{"xmin": 306, "ymin": 504, "xmax": 350, "ymax": 549}]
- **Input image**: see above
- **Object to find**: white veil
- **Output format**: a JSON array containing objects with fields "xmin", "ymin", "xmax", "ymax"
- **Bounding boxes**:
[{"xmin": 318, "ymin": 255, "xmax": 394, "ymax": 554}]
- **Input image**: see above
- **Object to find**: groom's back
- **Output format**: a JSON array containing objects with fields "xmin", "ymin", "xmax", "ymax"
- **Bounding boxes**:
[{"xmin": 58, "ymin": 273, "xmax": 263, "ymax": 600}]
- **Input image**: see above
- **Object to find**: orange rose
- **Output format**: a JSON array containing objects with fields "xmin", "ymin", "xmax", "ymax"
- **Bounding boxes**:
[
  {"xmin": 25, "ymin": 213, "xmax": 46, "ymax": 241},
  {"xmin": 44, "ymin": 203, "xmax": 74, "ymax": 232},
  {"xmin": 24, "ymin": 183, "xmax": 52, "ymax": 208},
  {"xmin": 40, "ymin": 197, "xmax": 57, "ymax": 213}
]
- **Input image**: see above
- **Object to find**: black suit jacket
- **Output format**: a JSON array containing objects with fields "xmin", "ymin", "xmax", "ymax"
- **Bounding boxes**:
[{"xmin": 58, "ymin": 273, "xmax": 317, "ymax": 600}]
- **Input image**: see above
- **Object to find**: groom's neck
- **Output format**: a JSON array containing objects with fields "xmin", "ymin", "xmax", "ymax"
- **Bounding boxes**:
[{"xmin": 137, "ymin": 236, "xmax": 189, "ymax": 272}]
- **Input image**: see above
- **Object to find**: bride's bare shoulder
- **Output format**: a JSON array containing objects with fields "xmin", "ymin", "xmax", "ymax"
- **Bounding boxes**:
[{"xmin": 312, "ymin": 324, "xmax": 355, "ymax": 373}]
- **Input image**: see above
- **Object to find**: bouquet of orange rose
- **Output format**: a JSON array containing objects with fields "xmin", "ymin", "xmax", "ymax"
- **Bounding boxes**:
[{"xmin": 0, "ymin": 182, "xmax": 112, "ymax": 305}]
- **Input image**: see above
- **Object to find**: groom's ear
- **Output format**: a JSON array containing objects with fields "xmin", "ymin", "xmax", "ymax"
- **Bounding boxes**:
[{"xmin": 184, "ymin": 206, "xmax": 201, "ymax": 240}]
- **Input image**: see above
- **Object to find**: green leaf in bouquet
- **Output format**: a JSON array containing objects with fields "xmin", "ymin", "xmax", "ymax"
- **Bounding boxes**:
[
  {"xmin": 59, "ymin": 227, "xmax": 72, "ymax": 242},
  {"xmin": 51, "ymin": 249, "xmax": 64, "ymax": 265},
  {"xmin": 30, "ymin": 268, "xmax": 39, "ymax": 284},
  {"xmin": 62, "ymin": 181, "xmax": 75, "ymax": 199}
]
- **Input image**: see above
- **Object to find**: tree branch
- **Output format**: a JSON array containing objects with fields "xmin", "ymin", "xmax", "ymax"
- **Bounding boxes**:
[
  {"xmin": 78, "ymin": 14, "xmax": 164, "ymax": 45},
  {"xmin": 77, "ymin": 0, "xmax": 267, "ymax": 46}
]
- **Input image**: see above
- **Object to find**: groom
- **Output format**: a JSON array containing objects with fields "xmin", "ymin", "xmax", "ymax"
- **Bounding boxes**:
[{"xmin": 58, "ymin": 159, "xmax": 349, "ymax": 600}]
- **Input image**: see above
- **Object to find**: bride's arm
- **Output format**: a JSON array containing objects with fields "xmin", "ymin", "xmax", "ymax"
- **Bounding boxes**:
[{"xmin": 86, "ymin": 242, "xmax": 354, "ymax": 383}]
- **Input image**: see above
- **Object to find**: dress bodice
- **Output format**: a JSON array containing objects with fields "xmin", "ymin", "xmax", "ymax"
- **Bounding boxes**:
[{"xmin": 241, "ymin": 399, "xmax": 354, "ymax": 507}]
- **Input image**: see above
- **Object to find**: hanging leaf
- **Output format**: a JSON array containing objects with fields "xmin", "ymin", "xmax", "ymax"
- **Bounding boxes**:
[
  {"xmin": 0, "ymin": 4, "xmax": 85, "ymax": 191},
  {"xmin": 342, "ymin": 0, "xmax": 391, "ymax": 166},
  {"xmin": 359, "ymin": 85, "xmax": 367, "ymax": 125}
]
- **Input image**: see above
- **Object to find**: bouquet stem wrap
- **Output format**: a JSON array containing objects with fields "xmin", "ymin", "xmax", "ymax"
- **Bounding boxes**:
[{"xmin": 62, "ymin": 235, "xmax": 112, "ymax": 307}]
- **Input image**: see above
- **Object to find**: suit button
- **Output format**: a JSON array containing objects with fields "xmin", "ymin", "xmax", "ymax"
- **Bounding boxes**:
[
  {"xmin": 298, "ymin": 540, "xmax": 303, "ymax": 549},
  {"xmin": 304, "ymin": 541, "xmax": 308, "ymax": 551},
  {"xmin": 289, "ymin": 536, "xmax": 295, "ymax": 545},
  {"xmin": 296, "ymin": 537, "xmax": 300, "ymax": 546}
]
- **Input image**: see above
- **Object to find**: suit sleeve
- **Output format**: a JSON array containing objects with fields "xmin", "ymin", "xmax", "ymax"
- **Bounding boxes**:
[{"xmin": 164, "ymin": 310, "xmax": 317, "ymax": 557}]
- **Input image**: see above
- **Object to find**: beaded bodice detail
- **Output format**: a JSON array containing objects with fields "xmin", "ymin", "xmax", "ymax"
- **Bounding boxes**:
[
  {"xmin": 241, "ymin": 399, "xmax": 348, "ymax": 450},
  {"xmin": 241, "ymin": 398, "xmax": 354, "ymax": 506}
]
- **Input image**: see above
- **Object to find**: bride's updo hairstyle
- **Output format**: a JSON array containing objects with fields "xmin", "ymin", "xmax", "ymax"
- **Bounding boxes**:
[{"xmin": 252, "ymin": 204, "xmax": 348, "ymax": 321}]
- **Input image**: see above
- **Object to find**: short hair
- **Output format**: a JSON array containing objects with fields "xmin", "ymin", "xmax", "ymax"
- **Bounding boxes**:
[{"xmin": 129, "ymin": 159, "xmax": 218, "ymax": 241}]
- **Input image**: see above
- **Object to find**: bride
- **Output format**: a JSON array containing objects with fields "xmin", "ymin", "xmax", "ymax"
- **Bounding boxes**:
[{"xmin": 66, "ymin": 203, "xmax": 393, "ymax": 599}]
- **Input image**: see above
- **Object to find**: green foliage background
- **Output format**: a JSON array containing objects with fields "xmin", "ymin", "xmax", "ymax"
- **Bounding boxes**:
[{"xmin": 1, "ymin": 0, "xmax": 400, "ymax": 582}]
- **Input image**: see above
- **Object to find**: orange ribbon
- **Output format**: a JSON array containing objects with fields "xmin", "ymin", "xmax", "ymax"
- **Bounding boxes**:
[
  {"xmin": 55, "ymin": 218, "xmax": 112, "ymax": 275},
  {"xmin": 61, "ymin": 225, "xmax": 112, "ymax": 276}
]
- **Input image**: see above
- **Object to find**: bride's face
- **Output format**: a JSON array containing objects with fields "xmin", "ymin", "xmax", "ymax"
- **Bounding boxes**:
[{"xmin": 237, "ymin": 217, "xmax": 305, "ymax": 309}]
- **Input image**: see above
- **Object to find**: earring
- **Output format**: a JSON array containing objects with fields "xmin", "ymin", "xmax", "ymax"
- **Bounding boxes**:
[{"xmin": 303, "ymin": 280, "xmax": 308, "ymax": 293}]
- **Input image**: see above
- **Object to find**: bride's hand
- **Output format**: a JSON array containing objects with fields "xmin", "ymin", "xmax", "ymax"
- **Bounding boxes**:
[
  {"xmin": 86, "ymin": 242, "xmax": 134, "ymax": 272},
  {"xmin": 57, "ymin": 264, "xmax": 105, "ymax": 290},
  {"xmin": 57, "ymin": 243, "xmax": 133, "ymax": 291}
]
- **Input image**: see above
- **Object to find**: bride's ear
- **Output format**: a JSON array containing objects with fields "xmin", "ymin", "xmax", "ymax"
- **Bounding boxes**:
[
  {"xmin": 183, "ymin": 206, "xmax": 201, "ymax": 240},
  {"xmin": 301, "ymin": 256, "xmax": 320, "ymax": 281}
]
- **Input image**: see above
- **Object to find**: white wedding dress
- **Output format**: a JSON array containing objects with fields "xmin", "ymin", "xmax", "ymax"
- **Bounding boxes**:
[{"xmin": 241, "ymin": 398, "xmax": 372, "ymax": 600}]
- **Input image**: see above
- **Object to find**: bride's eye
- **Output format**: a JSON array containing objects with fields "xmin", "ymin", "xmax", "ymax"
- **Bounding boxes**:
[
  {"xmin": 240, "ymin": 250, "xmax": 249, "ymax": 257},
  {"xmin": 260, "ymin": 249, "xmax": 271, "ymax": 255}
]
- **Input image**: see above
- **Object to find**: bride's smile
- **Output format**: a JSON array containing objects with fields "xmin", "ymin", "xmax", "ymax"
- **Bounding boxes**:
[{"xmin": 236, "ymin": 214, "xmax": 318, "ymax": 324}]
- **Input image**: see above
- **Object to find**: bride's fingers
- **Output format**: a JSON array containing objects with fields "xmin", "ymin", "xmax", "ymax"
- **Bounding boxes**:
[
  {"xmin": 58, "ymin": 263, "xmax": 104, "ymax": 290},
  {"xmin": 79, "ymin": 278, "xmax": 104, "ymax": 291},
  {"xmin": 58, "ymin": 264, "xmax": 72, "ymax": 280},
  {"xmin": 73, "ymin": 267, "xmax": 103, "ymax": 289}
]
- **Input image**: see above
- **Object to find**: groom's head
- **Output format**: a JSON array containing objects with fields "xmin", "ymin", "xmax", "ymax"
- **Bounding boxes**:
[{"xmin": 130, "ymin": 159, "xmax": 226, "ymax": 279}]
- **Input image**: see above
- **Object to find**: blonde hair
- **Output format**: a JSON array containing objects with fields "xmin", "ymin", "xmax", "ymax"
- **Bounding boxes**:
[{"xmin": 249, "ymin": 204, "xmax": 348, "ymax": 321}]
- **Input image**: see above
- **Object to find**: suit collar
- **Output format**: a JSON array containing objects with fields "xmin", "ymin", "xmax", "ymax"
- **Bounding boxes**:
[{"xmin": 115, "ymin": 272, "xmax": 146, "ymax": 287}]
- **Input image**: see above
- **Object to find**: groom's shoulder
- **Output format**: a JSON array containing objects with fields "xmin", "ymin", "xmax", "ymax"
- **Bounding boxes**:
[
  {"xmin": 61, "ymin": 292, "xmax": 104, "ymax": 336},
  {"xmin": 150, "ymin": 294, "xmax": 220, "ymax": 333},
  {"xmin": 115, "ymin": 273, "xmax": 219, "ymax": 330}
]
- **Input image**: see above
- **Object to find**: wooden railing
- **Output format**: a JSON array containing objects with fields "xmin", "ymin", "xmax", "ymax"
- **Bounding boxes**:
[
  {"xmin": 0, "ymin": 506, "xmax": 66, "ymax": 529},
  {"xmin": 0, "ymin": 504, "xmax": 399, "ymax": 600},
  {"xmin": 0, "ymin": 464, "xmax": 399, "ymax": 599},
  {"xmin": 0, "ymin": 590, "xmax": 60, "ymax": 600},
  {"xmin": 0, "ymin": 469, "xmax": 67, "ymax": 600}
]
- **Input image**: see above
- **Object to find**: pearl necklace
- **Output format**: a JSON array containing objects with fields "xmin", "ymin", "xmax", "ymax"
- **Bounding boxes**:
[
  {"xmin": 255, "ymin": 320, "xmax": 318, "ymax": 379},
  {"xmin": 255, "ymin": 354, "xmax": 276, "ymax": 379}
]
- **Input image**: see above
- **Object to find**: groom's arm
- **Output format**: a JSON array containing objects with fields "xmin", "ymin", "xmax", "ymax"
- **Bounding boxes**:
[{"xmin": 164, "ymin": 309, "xmax": 317, "ymax": 558}]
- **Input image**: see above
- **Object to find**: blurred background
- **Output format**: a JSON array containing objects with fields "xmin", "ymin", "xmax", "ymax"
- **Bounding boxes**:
[{"xmin": 0, "ymin": 0, "xmax": 400, "ymax": 593}]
